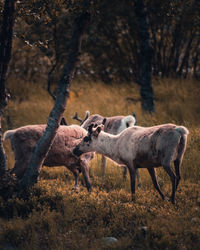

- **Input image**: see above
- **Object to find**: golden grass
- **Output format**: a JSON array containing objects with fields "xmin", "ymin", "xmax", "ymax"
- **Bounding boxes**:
[
  {"xmin": 1, "ymin": 78, "xmax": 200, "ymax": 249},
  {"xmin": 0, "ymin": 179, "xmax": 199, "ymax": 249}
]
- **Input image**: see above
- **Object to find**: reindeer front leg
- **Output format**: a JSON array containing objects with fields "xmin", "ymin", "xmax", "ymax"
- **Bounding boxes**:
[
  {"xmin": 101, "ymin": 155, "xmax": 106, "ymax": 177},
  {"xmin": 80, "ymin": 162, "xmax": 91, "ymax": 192},
  {"xmin": 71, "ymin": 168, "xmax": 80, "ymax": 191},
  {"xmin": 127, "ymin": 165, "xmax": 136, "ymax": 200}
]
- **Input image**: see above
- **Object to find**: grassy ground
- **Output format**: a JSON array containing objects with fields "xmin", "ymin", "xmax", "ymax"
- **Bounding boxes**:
[{"xmin": 0, "ymin": 78, "xmax": 200, "ymax": 249}]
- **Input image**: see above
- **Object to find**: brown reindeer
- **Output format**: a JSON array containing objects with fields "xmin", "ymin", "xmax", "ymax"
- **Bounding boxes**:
[{"xmin": 4, "ymin": 124, "xmax": 94, "ymax": 191}]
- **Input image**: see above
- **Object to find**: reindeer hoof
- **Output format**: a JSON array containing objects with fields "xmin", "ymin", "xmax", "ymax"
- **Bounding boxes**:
[
  {"xmin": 137, "ymin": 183, "xmax": 144, "ymax": 189},
  {"xmin": 72, "ymin": 185, "xmax": 80, "ymax": 192},
  {"xmin": 163, "ymin": 196, "xmax": 170, "ymax": 201},
  {"xmin": 170, "ymin": 198, "xmax": 175, "ymax": 204},
  {"xmin": 87, "ymin": 187, "xmax": 92, "ymax": 193},
  {"xmin": 163, "ymin": 196, "xmax": 175, "ymax": 203},
  {"xmin": 131, "ymin": 194, "xmax": 136, "ymax": 202}
]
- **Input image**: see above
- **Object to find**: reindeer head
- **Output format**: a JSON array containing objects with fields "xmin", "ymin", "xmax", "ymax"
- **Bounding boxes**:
[{"xmin": 73, "ymin": 119, "xmax": 106, "ymax": 157}]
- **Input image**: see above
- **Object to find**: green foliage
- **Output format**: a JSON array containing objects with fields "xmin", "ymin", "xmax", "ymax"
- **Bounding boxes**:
[{"xmin": 1, "ymin": 78, "xmax": 200, "ymax": 249}]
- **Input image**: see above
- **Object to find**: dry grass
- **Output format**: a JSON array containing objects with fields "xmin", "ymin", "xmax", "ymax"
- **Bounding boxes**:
[{"xmin": 1, "ymin": 78, "xmax": 200, "ymax": 249}]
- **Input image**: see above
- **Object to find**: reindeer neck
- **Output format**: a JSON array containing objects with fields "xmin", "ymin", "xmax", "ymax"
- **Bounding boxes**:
[{"xmin": 95, "ymin": 132, "xmax": 118, "ymax": 158}]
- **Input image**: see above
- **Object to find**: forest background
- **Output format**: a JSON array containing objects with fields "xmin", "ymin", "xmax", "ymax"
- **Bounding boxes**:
[{"xmin": 0, "ymin": 0, "xmax": 200, "ymax": 249}]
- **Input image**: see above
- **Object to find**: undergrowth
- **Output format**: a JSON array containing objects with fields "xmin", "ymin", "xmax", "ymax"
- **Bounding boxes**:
[{"xmin": 0, "ymin": 78, "xmax": 200, "ymax": 249}]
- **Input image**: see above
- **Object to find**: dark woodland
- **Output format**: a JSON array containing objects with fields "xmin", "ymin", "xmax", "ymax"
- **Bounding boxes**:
[{"xmin": 0, "ymin": 0, "xmax": 199, "ymax": 249}]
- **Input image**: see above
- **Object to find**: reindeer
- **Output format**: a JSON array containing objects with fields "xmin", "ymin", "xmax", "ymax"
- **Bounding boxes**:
[
  {"xmin": 3, "ymin": 124, "xmax": 94, "ymax": 191},
  {"xmin": 72, "ymin": 111, "xmax": 141, "ymax": 185},
  {"xmin": 73, "ymin": 119, "xmax": 189, "ymax": 203}
]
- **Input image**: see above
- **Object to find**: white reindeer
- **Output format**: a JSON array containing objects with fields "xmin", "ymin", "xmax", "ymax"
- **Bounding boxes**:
[
  {"xmin": 73, "ymin": 119, "xmax": 189, "ymax": 203},
  {"xmin": 3, "ymin": 124, "xmax": 94, "ymax": 191},
  {"xmin": 72, "ymin": 111, "xmax": 140, "ymax": 185}
]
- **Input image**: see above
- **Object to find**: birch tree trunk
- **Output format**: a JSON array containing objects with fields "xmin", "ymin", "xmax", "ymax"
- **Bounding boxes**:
[
  {"xmin": 0, "ymin": 0, "xmax": 16, "ymax": 176},
  {"xmin": 134, "ymin": 0, "xmax": 155, "ymax": 112},
  {"xmin": 20, "ymin": 8, "xmax": 90, "ymax": 188}
]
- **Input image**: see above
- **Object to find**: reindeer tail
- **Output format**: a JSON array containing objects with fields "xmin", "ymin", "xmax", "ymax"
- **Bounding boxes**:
[{"xmin": 3, "ymin": 130, "xmax": 16, "ymax": 141}]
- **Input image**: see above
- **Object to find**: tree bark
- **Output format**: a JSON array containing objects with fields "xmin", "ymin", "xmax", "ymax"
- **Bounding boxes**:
[
  {"xmin": 134, "ymin": 0, "xmax": 155, "ymax": 112},
  {"xmin": 0, "ymin": 0, "xmax": 17, "ymax": 175},
  {"xmin": 193, "ymin": 38, "xmax": 200, "ymax": 80},
  {"xmin": 177, "ymin": 35, "xmax": 194, "ymax": 77},
  {"xmin": 47, "ymin": 62, "xmax": 68, "ymax": 125},
  {"xmin": 20, "ymin": 8, "xmax": 90, "ymax": 188}
]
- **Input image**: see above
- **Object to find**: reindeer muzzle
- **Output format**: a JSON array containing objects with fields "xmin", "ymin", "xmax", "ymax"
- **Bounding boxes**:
[{"xmin": 73, "ymin": 146, "xmax": 83, "ymax": 157}]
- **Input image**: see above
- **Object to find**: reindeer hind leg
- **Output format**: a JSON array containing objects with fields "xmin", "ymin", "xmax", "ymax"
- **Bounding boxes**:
[
  {"xmin": 147, "ymin": 168, "xmax": 166, "ymax": 200},
  {"xmin": 162, "ymin": 163, "xmax": 177, "ymax": 204},
  {"xmin": 174, "ymin": 159, "xmax": 181, "ymax": 190},
  {"xmin": 11, "ymin": 157, "xmax": 30, "ymax": 180}
]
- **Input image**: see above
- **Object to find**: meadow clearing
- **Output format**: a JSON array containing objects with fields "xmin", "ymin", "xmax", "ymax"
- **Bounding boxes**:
[{"xmin": 0, "ymin": 78, "xmax": 200, "ymax": 249}]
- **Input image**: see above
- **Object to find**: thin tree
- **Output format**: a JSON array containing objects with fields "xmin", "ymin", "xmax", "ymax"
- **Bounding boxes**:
[
  {"xmin": 20, "ymin": 3, "xmax": 91, "ymax": 188},
  {"xmin": 0, "ymin": 0, "xmax": 17, "ymax": 176},
  {"xmin": 134, "ymin": 0, "xmax": 155, "ymax": 112}
]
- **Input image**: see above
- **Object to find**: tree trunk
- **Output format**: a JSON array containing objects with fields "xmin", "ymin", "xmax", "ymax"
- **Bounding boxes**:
[
  {"xmin": 193, "ymin": 39, "xmax": 200, "ymax": 80},
  {"xmin": 166, "ymin": 23, "xmax": 181, "ymax": 76},
  {"xmin": 47, "ymin": 62, "xmax": 68, "ymax": 125},
  {"xmin": 134, "ymin": 0, "xmax": 155, "ymax": 112},
  {"xmin": 177, "ymin": 35, "xmax": 194, "ymax": 77},
  {"xmin": 0, "ymin": 0, "xmax": 17, "ymax": 175},
  {"xmin": 20, "ymin": 8, "xmax": 90, "ymax": 188}
]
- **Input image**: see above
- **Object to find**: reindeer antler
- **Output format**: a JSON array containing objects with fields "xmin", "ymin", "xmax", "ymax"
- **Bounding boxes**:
[
  {"xmin": 72, "ymin": 112, "xmax": 83, "ymax": 123},
  {"xmin": 81, "ymin": 110, "xmax": 90, "ymax": 125},
  {"xmin": 72, "ymin": 110, "xmax": 90, "ymax": 125}
]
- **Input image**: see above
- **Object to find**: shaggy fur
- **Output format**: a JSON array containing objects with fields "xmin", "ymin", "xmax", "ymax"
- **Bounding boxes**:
[
  {"xmin": 4, "ymin": 125, "xmax": 94, "ymax": 190},
  {"xmin": 73, "ymin": 122, "xmax": 189, "ymax": 203},
  {"xmin": 81, "ymin": 114, "xmax": 136, "ymax": 134},
  {"xmin": 79, "ymin": 112, "xmax": 138, "ymax": 181}
]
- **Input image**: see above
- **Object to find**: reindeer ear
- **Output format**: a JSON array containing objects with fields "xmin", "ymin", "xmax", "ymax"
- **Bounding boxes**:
[
  {"xmin": 132, "ymin": 112, "xmax": 137, "ymax": 125},
  {"xmin": 88, "ymin": 124, "xmax": 94, "ymax": 134},
  {"xmin": 96, "ymin": 126, "xmax": 101, "ymax": 134},
  {"xmin": 93, "ymin": 125, "xmax": 103, "ymax": 137},
  {"xmin": 102, "ymin": 118, "xmax": 106, "ymax": 125}
]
